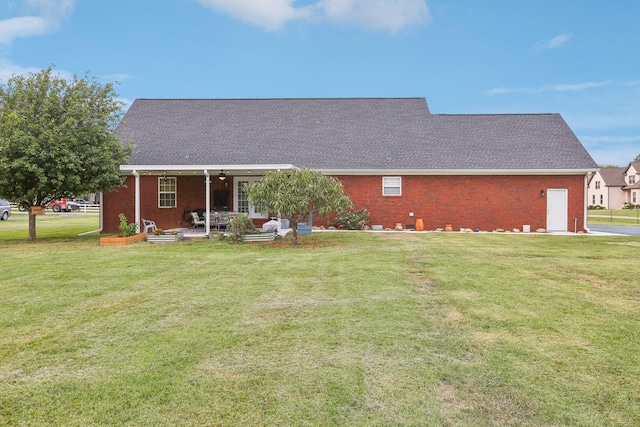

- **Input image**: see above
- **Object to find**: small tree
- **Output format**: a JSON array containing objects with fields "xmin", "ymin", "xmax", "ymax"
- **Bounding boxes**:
[
  {"xmin": 246, "ymin": 168, "xmax": 352, "ymax": 244},
  {"xmin": 634, "ymin": 153, "xmax": 640, "ymax": 162},
  {"xmin": 0, "ymin": 67, "xmax": 132, "ymax": 240}
]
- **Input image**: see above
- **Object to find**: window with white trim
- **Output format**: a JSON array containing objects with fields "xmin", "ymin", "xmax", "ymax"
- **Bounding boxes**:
[
  {"xmin": 595, "ymin": 181, "xmax": 601, "ymax": 189},
  {"xmin": 158, "ymin": 177, "xmax": 177, "ymax": 208},
  {"xmin": 630, "ymin": 175, "xmax": 636, "ymax": 184},
  {"xmin": 382, "ymin": 177, "xmax": 402, "ymax": 196}
]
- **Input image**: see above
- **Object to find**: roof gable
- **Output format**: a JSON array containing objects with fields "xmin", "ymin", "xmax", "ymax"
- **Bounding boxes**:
[
  {"xmin": 596, "ymin": 167, "xmax": 626, "ymax": 186},
  {"xmin": 115, "ymin": 98, "xmax": 597, "ymax": 172}
]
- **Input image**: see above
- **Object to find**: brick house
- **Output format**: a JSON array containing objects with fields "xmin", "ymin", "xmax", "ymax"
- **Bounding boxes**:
[{"xmin": 103, "ymin": 98, "xmax": 597, "ymax": 234}]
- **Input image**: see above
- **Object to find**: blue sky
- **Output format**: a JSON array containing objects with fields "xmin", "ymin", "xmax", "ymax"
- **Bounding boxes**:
[{"xmin": 1, "ymin": 0, "xmax": 639, "ymax": 166}]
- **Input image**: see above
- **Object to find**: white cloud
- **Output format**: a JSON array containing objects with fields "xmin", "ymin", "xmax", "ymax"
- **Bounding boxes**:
[
  {"xmin": 0, "ymin": 0, "xmax": 74, "ymax": 45},
  {"xmin": 485, "ymin": 81, "xmax": 611, "ymax": 96},
  {"xmin": 579, "ymin": 135, "xmax": 640, "ymax": 144},
  {"xmin": 194, "ymin": 0, "xmax": 313, "ymax": 31},
  {"xmin": 0, "ymin": 59, "xmax": 40, "ymax": 82},
  {"xmin": 318, "ymin": 0, "xmax": 430, "ymax": 33},
  {"xmin": 0, "ymin": 59, "xmax": 75, "ymax": 84},
  {"xmin": 194, "ymin": 0, "xmax": 429, "ymax": 32},
  {"xmin": 533, "ymin": 33, "xmax": 572, "ymax": 50}
]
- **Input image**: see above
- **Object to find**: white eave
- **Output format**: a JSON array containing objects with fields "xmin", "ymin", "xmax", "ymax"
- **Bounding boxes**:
[
  {"xmin": 120, "ymin": 164, "xmax": 299, "ymax": 175},
  {"xmin": 316, "ymin": 168, "xmax": 598, "ymax": 176},
  {"xmin": 119, "ymin": 165, "xmax": 596, "ymax": 176}
]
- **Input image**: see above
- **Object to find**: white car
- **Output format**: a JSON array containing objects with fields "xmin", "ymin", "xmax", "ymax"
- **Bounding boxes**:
[{"xmin": 0, "ymin": 199, "xmax": 11, "ymax": 220}]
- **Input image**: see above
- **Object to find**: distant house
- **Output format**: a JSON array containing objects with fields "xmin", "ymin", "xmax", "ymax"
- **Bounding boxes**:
[
  {"xmin": 103, "ymin": 98, "xmax": 597, "ymax": 235},
  {"xmin": 587, "ymin": 167, "xmax": 626, "ymax": 209},
  {"xmin": 622, "ymin": 162, "xmax": 640, "ymax": 206}
]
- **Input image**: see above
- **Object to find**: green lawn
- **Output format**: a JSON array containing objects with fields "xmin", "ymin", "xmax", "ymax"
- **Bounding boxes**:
[
  {"xmin": 1, "ymin": 216, "xmax": 639, "ymax": 426},
  {"xmin": 588, "ymin": 208, "xmax": 640, "ymax": 226}
]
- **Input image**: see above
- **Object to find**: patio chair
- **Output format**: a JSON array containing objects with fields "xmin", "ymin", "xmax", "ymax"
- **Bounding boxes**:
[
  {"xmin": 190, "ymin": 212, "xmax": 205, "ymax": 229},
  {"xmin": 142, "ymin": 218, "xmax": 157, "ymax": 233}
]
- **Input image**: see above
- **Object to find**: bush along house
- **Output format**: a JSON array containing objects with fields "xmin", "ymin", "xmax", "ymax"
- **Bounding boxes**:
[{"xmin": 102, "ymin": 97, "xmax": 598, "ymax": 235}]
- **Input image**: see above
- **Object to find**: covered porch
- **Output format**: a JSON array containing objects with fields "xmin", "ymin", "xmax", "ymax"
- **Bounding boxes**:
[{"xmin": 118, "ymin": 164, "xmax": 298, "ymax": 237}]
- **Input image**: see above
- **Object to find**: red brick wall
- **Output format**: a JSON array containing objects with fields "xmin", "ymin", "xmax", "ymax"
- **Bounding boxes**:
[
  {"xmin": 333, "ymin": 174, "xmax": 588, "ymax": 232},
  {"xmin": 103, "ymin": 173, "xmax": 588, "ymax": 233},
  {"xmin": 102, "ymin": 175, "xmax": 233, "ymax": 233}
]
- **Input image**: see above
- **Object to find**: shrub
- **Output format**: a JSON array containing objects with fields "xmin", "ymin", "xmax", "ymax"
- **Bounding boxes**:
[
  {"xmin": 226, "ymin": 215, "xmax": 259, "ymax": 243},
  {"xmin": 334, "ymin": 208, "xmax": 369, "ymax": 230},
  {"xmin": 118, "ymin": 213, "xmax": 138, "ymax": 237}
]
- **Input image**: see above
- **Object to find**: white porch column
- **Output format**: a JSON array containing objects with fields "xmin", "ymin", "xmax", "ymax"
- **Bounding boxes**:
[
  {"xmin": 204, "ymin": 170, "xmax": 211, "ymax": 237},
  {"xmin": 133, "ymin": 170, "xmax": 141, "ymax": 232}
]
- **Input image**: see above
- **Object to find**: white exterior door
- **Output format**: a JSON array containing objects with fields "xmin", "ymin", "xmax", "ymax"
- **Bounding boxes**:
[
  {"xmin": 546, "ymin": 189, "xmax": 568, "ymax": 232},
  {"xmin": 234, "ymin": 177, "xmax": 268, "ymax": 219}
]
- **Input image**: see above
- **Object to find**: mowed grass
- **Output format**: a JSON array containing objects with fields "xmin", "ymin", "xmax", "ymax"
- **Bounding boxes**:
[{"xmin": 1, "ymin": 216, "xmax": 639, "ymax": 426}]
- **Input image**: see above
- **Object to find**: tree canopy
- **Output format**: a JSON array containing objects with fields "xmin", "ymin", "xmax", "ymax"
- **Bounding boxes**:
[
  {"xmin": 0, "ymin": 67, "xmax": 132, "ymax": 240},
  {"xmin": 245, "ymin": 168, "xmax": 352, "ymax": 244}
]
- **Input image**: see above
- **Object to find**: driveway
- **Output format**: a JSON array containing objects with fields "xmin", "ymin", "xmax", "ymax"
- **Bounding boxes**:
[{"xmin": 588, "ymin": 225, "xmax": 640, "ymax": 236}]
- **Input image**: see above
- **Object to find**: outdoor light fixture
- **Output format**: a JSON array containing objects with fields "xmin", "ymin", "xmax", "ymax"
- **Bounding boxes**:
[
  {"xmin": 218, "ymin": 170, "xmax": 226, "ymax": 181},
  {"xmin": 541, "ymin": 189, "xmax": 545, "ymax": 197}
]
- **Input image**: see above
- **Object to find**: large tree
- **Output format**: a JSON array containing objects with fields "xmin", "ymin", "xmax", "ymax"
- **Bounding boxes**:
[
  {"xmin": 0, "ymin": 67, "xmax": 132, "ymax": 240},
  {"xmin": 246, "ymin": 168, "xmax": 352, "ymax": 244}
]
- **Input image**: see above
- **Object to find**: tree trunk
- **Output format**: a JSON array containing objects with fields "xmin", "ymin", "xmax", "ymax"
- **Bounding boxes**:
[
  {"xmin": 28, "ymin": 211, "xmax": 37, "ymax": 240},
  {"xmin": 291, "ymin": 221, "xmax": 299, "ymax": 245}
]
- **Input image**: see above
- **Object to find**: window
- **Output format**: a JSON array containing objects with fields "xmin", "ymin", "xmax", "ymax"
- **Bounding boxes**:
[
  {"xmin": 634, "ymin": 192, "xmax": 637, "ymax": 204},
  {"xmin": 600, "ymin": 195, "xmax": 603, "ymax": 205},
  {"xmin": 158, "ymin": 177, "xmax": 177, "ymax": 208},
  {"xmin": 592, "ymin": 195, "xmax": 596, "ymax": 204},
  {"xmin": 630, "ymin": 175, "xmax": 636, "ymax": 184},
  {"xmin": 382, "ymin": 177, "xmax": 402, "ymax": 196},
  {"xmin": 595, "ymin": 181, "xmax": 601, "ymax": 189}
]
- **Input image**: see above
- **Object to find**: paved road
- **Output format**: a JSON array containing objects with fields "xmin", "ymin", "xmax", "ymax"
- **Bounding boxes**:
[{"xmin": 588, "ymin": 225, "xmax": 640, "ymax": 236}]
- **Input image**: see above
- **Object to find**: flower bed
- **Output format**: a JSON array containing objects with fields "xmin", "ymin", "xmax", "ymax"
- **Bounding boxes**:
[
  {"xmin": 100, "ymin": 233, "xmax": 147, "ymax": 246},
  {"xmin": 147, "ymin": 230, "xmax": 184, "ymax": 243},
  {"xmin": 242, "ymin": 232, "xmax": 276, "ymax": 242}
]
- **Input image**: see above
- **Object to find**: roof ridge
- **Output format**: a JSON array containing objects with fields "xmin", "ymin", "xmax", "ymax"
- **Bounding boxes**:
[
  {"xmin": 134, "ymin": 97, "xmax": 427, "ymax": 101},
  {"xmin": 432, "ymin": 113, "xmax": 559, "ymax": 117}
]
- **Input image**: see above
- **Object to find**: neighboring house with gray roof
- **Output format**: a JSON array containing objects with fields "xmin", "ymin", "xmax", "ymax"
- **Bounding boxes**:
[
  {"xmin": 622, "ymin": 162, "xmax": 640, "ymax": 206},
  {"xmin": 587, "ymin": 167, "xmax": 626, "ymax": 209},
  {"xmin": 103, "ymin": 97, "xmax": 598, "ymax": 234}
]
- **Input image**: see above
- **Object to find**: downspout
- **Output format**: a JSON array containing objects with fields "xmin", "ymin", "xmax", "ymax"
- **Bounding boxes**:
[
  {"xmin": 77, "ymin": 191, "xmax": 104, "ymax": 236},
  {"xmin": 133, "ymin": 169, "xmax": 141, "ymax": 232},
  {"xmin": 204, "ymin": 170, "xmax": 211, "ymax": 237},
  {"xmin": 583, "ymin": 174, "xmax": 590, "ymax": 233}
]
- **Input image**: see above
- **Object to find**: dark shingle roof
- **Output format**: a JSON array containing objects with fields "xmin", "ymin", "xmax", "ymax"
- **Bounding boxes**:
[
  {"xmin": 597, "ymin": 167, "xmax": 626, "ymax": 186},
  {"xmin": 115, "ymin": 98, "xmax": 597, "ymax": 171}
]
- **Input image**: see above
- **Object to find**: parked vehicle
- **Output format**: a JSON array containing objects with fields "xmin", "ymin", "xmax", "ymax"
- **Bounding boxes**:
[
  {"xmin": 74, "ymin": 198, "xmax": 91, "ymax": 205},
  {"xmin": 47, "ymin": 198, "xmax": 79, "ymax": 212},
  {"xmin": 0, "ymin": 199, "xmax": 11, "ymax": 220}
]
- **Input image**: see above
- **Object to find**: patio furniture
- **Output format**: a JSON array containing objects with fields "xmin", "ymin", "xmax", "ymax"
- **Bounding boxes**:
[
  {"xmin": 190, "ymin": 212, "xmax": 205, "ymax": 229},
  {"xmin": 142, "ymin": 218, "xmax": 157, "ymax": 233},
  {"xmin": 209, "ymin": 211, "xmax": 240, "ymax": 231}
]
